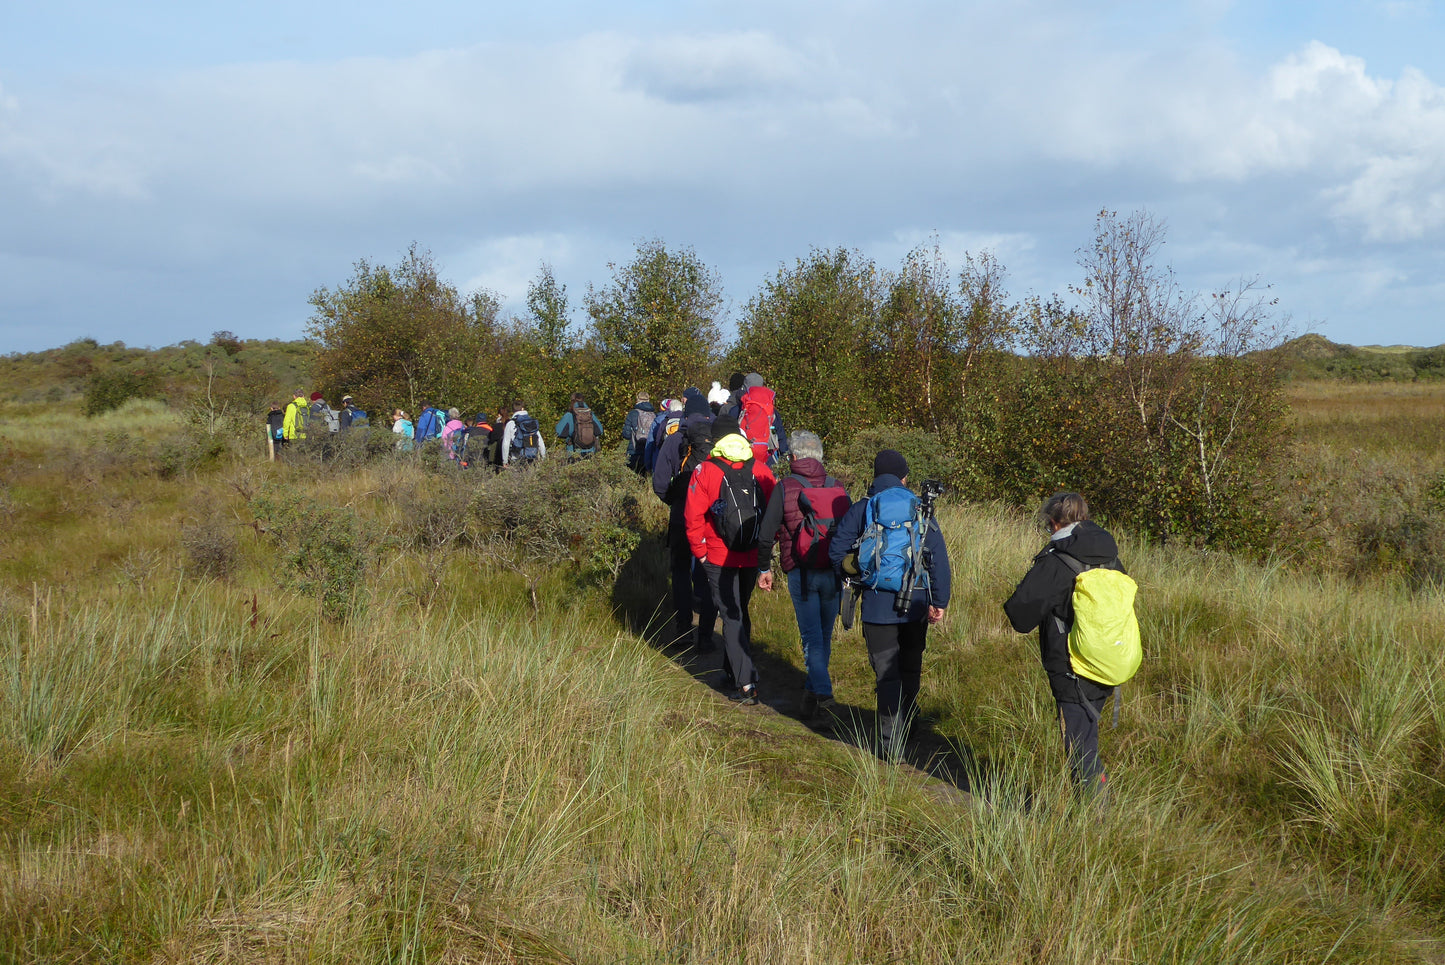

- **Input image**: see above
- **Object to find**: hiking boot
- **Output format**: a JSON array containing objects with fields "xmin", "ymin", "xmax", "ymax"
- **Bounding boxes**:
[
  {"xmin": 811, "ymin": 696, "xmax": 838, "ymax": 732},
  {"xmin": 729, "ymin": 685, "xmax": 759, "ymax": 706},
  {"xmin": 799, "ymin": 691, "xmax": 819, "ymax": 719}
]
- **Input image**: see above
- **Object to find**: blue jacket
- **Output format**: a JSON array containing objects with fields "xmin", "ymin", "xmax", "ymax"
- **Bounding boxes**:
[{"xmin": 830, "ymin": 475, "xmax": 952, "ymax": 625}]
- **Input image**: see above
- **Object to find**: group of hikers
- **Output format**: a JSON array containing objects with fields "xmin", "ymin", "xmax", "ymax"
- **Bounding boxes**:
[
  {"xmin": 265, "ymin": 391, "xmax": 590, "ymax": 467},
  {"xmin": 264, "ymin": 371, "xmax": 1140, "ymax": 795}
]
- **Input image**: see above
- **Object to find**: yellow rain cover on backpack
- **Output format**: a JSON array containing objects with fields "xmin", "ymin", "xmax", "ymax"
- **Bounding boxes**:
[{"xmin": 1067, "ymin": 567, "xmax": 1142, "ymax": 686}]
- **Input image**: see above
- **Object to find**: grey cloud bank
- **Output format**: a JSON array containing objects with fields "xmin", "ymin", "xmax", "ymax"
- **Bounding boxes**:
[{"xmin": 2, "ymin": 5, "xmax": 1443, "ymax": 353}]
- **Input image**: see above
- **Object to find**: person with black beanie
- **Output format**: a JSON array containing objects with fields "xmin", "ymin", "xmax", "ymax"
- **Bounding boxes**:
[{"xmin": 829, "ymin": 449, "xmax": 952, "ymax": 760}]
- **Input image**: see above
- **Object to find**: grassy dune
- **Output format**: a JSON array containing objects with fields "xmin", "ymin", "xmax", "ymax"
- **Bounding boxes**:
[{"xmin": 2, "ymin": 399, "xmax": 1445, "ymax": 962}]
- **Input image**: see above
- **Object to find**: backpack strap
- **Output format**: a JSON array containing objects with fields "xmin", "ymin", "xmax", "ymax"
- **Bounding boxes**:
[{"xmin": 1051, "ymin": 549, "xmax": 1088, "ymax": 575}]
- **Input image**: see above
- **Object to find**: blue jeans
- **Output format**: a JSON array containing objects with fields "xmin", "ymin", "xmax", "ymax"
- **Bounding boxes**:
[{"xmin": 787, "ymin": 567, "xmax": 840, "ymax": 698}]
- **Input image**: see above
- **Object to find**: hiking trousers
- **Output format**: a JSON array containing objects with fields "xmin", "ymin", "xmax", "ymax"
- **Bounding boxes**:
[
  {"xmin": 861, "ymin": 621, "xmax": 928, "ymax": 747},
  {"xmin": 1058, "ymin": 696, "xmax": 1110, "ymax": 789},
  {"xmin": 703, "ymin": 563, "xmax": 757, "ymax": 689},
  {"xmin": 668, "ymin": 526, "xmax": 716, "ymax": 643}
]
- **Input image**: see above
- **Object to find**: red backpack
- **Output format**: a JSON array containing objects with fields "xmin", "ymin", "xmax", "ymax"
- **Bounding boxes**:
[
  {"xmin": 738, "ymin": 385, "xmax": 777, "ymax": 453},
  {"xmin": 790, "ymin": 475, "xmax": 850, "ymax": 569}
]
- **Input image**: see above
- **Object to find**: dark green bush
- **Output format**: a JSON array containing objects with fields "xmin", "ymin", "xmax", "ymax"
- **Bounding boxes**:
[
  {"xmin": 84, "ymin": 368, "xmax": 160, "ymax": 416},
  {"xmin": 832, "ymin": 425, "xmax": 963, "ymax": 496}
]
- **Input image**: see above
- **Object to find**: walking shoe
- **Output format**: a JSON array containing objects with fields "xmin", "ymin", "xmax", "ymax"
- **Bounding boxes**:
[
  {"xmin": 811, "ymin": 696, "xmax": 838, "ymax": 732},
  {"xmin": 729, "ymin": 685, "xmax": 759, "ymax": 706}
]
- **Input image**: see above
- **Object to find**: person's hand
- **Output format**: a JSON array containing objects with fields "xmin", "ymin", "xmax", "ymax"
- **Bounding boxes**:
[
  {"xmin": 757, "ymin": 571, "xmax": 774, "ymax": 592},
  {"xmin": 927, "ymin": 605, "xmax": 945, "ymax": 625}
]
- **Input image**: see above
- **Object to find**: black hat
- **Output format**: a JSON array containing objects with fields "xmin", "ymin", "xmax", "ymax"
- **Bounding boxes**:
[
  {"xmin": 683, "ymin": 393, "xmax": 711, "ymax": 418},
  {"xmin": 712, "ymin": 414, "xmax": 741, "ymax": 441},
  {"xmin": 728, "ymin": 371, "xmax": 746, "ymax": 392},
  {"xmin": 873, "ymin": 449, "xmax": 909, "ymax": 479}
]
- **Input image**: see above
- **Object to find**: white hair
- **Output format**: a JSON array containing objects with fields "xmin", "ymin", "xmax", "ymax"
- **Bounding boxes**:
[{"xmin": 789, "ymin": 430, "xmax": 824, "ymax": 461}]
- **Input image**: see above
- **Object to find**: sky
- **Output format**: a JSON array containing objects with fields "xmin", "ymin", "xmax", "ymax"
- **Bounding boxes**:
[{"xmin": 2, "ymin": 0, "xmax": 1443, "ymax": 353}]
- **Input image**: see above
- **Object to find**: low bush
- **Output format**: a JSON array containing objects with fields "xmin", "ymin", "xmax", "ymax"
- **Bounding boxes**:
[
  {"xmin": 467, "ymin": 456, "xmax": 649, "ymax": 580},
  {"xmin": 83, "ymin": 367, "xmax": 161, "ymax": 416},
  {"xmin": 250, "ymin": 484, "xmax": 376, "ymax": 620},
  {"xmin": 180, "ymin": 511, "xmax": 240, "ymax": 579}
]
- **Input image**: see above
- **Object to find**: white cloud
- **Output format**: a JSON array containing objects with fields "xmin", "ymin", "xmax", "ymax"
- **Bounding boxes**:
[
  {"xmin": 4, "ymin": 6, "xmax": 1445, "ymax": 350},
  {"xmin": 454, "ymin": 232, "xmax": 589, "ymax": 309}
]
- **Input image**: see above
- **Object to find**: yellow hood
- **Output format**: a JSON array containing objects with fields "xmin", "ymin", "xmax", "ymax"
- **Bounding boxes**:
[{"xmin": 710, "ymin": 434, "xmax": 754, "ymax": 463}]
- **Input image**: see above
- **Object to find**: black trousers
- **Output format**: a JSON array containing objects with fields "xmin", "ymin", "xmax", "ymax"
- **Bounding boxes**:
[
  {"xmin": 668, "ymin": 529, "xmax": 716, "ymax": 642},
  {"xmin": 861, "ymin": 621, "xmax": 928, "ymax": 742},
  {"xmin": 703, "ymin": 563, "xmax": 757, "ymax": 689},
  {"xmin": 1058, "ymin": 696, "xmax": 1110, "ymax": 787}
]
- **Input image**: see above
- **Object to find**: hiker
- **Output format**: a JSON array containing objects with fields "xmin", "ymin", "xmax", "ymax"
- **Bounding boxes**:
[
  {"xmin": 484, "ymin": 408, "xmax": 508, "ymax": 470},
  {"xmin": 391, "ymin": 410, "xmax": 414, "ymax": 452},
  {"xmin": 282, "ymin": 390, "xmax": 308, "ymax": 443},
  {"xmin": 644, "ymin": 397, "xmax": 683, "ymax": 473},
  {"xmin": 736, "ymin": 372, "xmax": 791, "ymax": 466},
  {"xmin": 684, "ymin": 414, "xmax": 778, "ymax": 706},
  {"xmin": 717, "ymin": 372, "xmax": 746, "ymax": 419},
  {"xmin": 413, "ymin": 403, "xmax": 444, "ymax": 443},
  {"xmin": 502, "ymin": 401, "xmax": 547, "ymax": 466},
  {"xmin": 339, "ymin": 395, "xmax": 368, "ymax": 431},
  {"xmin": 555, "ymin": 393, "xmax": 604, "ymax": 459},
  {"xmin": 308, "ymin": 393, "xmax": 336, "ymax": 433},
  {"xmin": 458, "ymin": 413, "xmax": 495, "ymax": 469},
  {"xmin": 1003, "ymin": 492, "xmax": 1133, "ymax": 797},
  {"xmin": 756, "ymin": 430, "xmax": 852, "ymax": 725},
  {"xmin": 441, "ymin": 408, "xmax": 467, "ymax": 460},
  {"xmin": 622, "ymin": 392, "xmax": 657, "ymax": 474},
  {"xmin": 830, "ymin": 449, "xmax": 951, "ymax": 760},
  {"xmin": 653, "ymin": 392, "xmax": 718, "ymax": 650},
  {"xmin": 265, "ymin": 402, "xmax": 285, "ymax": 460}
]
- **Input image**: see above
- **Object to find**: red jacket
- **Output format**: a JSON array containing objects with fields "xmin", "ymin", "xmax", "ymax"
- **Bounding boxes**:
[{"xmin": 684, "ymin": 445, "xmax": 777, "ymax": 566}]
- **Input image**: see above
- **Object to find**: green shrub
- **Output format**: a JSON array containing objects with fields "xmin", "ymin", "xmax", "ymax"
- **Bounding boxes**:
[
  {"xmin": 83, "ymin": 367, "xmax": 160, "ymax": 416},
  {"xmin": 833, "ymin": 424, "xmax": 963, "ymax": 494},
  {"xmin": 466, "ymin": 456, "xmax": 647, "ymax": 581},
  {"xmin": 250, "ymin": 485, "xmax": 376, "ymax": 620}
]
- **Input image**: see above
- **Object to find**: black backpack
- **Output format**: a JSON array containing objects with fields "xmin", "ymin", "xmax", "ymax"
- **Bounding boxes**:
[
  {"xmin": 709, "ymin": 456, "xmax": 763, "ymax": 550},
  {"xmin": 512, "ymin": 414, "xmax": 541, "ymax": 464},
  {"xmin": 458, "ymin": 422, "xmax": 492, "ymax": 468}
]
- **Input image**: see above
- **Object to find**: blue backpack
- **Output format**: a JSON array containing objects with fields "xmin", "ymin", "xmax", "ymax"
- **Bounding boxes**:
[
  {"xmin": 415, "ymin": 407, "xmax": 445, "ymax": 441},
  {"xmin": 854, "ymin": 486, "xmax": 929, "ymax": 593}
]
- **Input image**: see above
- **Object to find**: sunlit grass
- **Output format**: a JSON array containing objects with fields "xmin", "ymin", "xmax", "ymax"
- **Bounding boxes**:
[{"xmin": 2, "ymin": 395, "xmax": 1445, "ymax": 961}]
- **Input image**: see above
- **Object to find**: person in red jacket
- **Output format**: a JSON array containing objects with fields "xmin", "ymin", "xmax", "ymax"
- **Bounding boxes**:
[{"xmin": 684, "ymin": 414, "xmax": 777, "ymax": 705}]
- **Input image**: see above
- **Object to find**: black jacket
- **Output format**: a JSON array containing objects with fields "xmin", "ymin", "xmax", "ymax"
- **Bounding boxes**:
[{"xmin": 1003, "ymin": 520, "xmax": 1122, "ymax": 703}]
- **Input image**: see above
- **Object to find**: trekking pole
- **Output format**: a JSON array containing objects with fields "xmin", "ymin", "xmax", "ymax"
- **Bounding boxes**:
[{"xmin": 895, "ymin": 480, "xmax": 944, "ymax": 614}]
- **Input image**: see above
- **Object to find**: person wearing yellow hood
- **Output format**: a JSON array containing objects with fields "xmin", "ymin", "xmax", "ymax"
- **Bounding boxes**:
[
  {"xmin": 282, "ymin": 390, "xmax": 308, "ymax": 442},
  {"xmin": 683, "ymin": 414, "xmax": 778, "ymax": 705}
]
